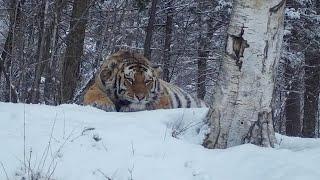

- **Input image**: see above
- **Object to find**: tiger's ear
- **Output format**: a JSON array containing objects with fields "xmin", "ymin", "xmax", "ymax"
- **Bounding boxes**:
[
  {"xmin": 99, "ymin": 59, "xmax": 118, "ymax": 84},
  {"xmin": 107, "ymin": 59, "xmax": 118, "ymax": 70},
  {"xmin": 151, "ymin": 64, "xmax": 163, "ymax": 79},
  {"xmin": 100, "ymin": 68, "xmax": 112, "ymax": 82}
]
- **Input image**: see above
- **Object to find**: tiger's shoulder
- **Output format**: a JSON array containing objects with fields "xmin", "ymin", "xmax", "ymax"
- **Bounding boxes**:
[
  {"xmin": 83, "ymin": 51, "xmax": 130, "ymax": 111},
  {"xmin": 148, "ymin": 79, "xmax": 207, "ymax": 110}
]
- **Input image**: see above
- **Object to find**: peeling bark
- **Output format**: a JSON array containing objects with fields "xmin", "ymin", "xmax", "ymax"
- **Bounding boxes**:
[
  {"xmin": 229, "ymin": 27, "xmax": 249, "ymax": 70},
  {"xmin": 203, "ymin": 0, "xmax": 286, "ymax": 148},
  {"xmin": 244, "ymin": 111, "xmax": 275, "ymax": 147}
]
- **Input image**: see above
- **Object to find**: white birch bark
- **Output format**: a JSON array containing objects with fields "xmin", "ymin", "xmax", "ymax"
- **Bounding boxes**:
[{"xmin": 203, "ymin": 0, "xmax": 286, "ymax": 148}]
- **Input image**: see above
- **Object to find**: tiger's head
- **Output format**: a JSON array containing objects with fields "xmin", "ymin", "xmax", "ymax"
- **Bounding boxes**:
[{"xmin": 96, "ymin": 50, "xmax": 162, "ymax": 111}]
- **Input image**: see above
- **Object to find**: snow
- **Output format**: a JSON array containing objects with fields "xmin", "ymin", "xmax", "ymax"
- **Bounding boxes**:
[
  {"xmin": 285, "ymin": 8, "xmax": 301, "ymax": 19},
  {"xmin": 1, "ymin": 102, "xmax": 320, "ymax": 180}
]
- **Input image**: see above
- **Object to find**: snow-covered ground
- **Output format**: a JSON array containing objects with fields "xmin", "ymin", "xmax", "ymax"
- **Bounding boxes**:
[{"xmin": 1, "ymin": 102, "xmax": 320, "ymax": 180}]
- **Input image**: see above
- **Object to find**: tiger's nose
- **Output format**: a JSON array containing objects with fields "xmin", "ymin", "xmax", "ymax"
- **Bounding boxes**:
[{"xmin": 135, "ymin": 93, "xmax": 145, "ymax": 101}]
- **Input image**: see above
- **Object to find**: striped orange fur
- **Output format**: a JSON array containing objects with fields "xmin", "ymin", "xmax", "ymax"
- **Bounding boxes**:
[{"xmin": 83, "ymin": 50, "xmax": 206, "ymax": 112}]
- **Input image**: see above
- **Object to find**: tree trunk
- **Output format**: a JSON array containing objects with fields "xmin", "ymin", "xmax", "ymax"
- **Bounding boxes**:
[
  {"xmin": 0, "ymin": 0, "xmax": 22, "ymax": 103},
  {"xmin": 196, "ymin": 1, "xmax": 220, "ymax": 100},
  {"xmin": 0, "ymin": 29, "xmax": 15, "ymax": 102},
  {"xmin": 61, "ymin": 0, "xmax": 90, "ymax": 103},
  {"xmin": 196, "ymin": 39, "xmax": 208, "ymax": 100},
  {"xmin": 196, "ymin": 1, "xmax": 207, "ymax": 100},
  {"xmin": 284, "ymin": 60, "xmax": 303, "ymax": 136},
  {"xmin": 31, "ymin": 0, "xmax": 49, "ymax": 104},
  {"xmin": 44, "ymin": 0, "xmax": 66, "ymax": 105},
  {"xmin": 143, "ymin": 0, "xmax": 158, "ymax": 60},
  {"xmin": 302, "ymin": 49, "xmax": 320, "ymax": 137},
  {"xmin": 162, "ymin": 0, "xmax": 173, "ymax": 82},
  {"xmin": 203, "ymin": 0, "xmax": 286, "ymax": 149},
  {"xmin": 316, "ymin": 0, "xmax": 320, "ymax": 12}
]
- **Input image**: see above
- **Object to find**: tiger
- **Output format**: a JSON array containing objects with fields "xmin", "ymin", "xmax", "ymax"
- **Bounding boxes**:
[{"xmin": 83, "ymin": 50, "xmax": 206, "ymax": 112}]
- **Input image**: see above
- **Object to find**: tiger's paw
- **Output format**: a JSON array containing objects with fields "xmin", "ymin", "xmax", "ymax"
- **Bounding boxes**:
[{"xmin": 91, "ymin": 102, "xmax": 116, "ymax": 112}]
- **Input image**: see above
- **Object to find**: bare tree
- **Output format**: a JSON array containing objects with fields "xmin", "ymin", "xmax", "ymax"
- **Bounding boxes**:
[
  {"xmin": 162, "ymin": 0, "xmax": 173, "ymax": 82},
  {"xmin": 284, "ymin": 60, "xmax": 303, "ymax": 136},
  {"xmin": 302, "ymin": 49, "xmax": 320, "ymax": 137},
  {"xmin": 61, "ymin": 0, "xmax": 91, "ymax": 103},
  {"xmin": 43, "ymin": 0, "xmax": 66, "ymax": 105},
  {"xmin": 143, "ymin": 0, "xmax": 158, "ymax": 60},
  {"xmin": 195, "ymin": 1, "xmax": 221, "ymax": 100},
  {"xmin": 0, "ymin": 0, "xmax": 23, "ymax": 103},
  {"xmin": 30, "ymin": 0, "xmax": 49, "ymax": 104},
  {"xmin": 301, "ymin": 0, "xmax": 320, "ymax": 138},
  {"xmin": 0, "ymin": 0, "xmax": 231, "ymax": 105},
  {"xmin": 203, "ymin": 0, "xmax": 286, "ymax": 148}
]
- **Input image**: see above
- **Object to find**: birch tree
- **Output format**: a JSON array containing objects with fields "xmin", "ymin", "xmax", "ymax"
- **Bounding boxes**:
[{"xmin": 203, "ymin": 0, "xmax": 286, "ymax": 148}]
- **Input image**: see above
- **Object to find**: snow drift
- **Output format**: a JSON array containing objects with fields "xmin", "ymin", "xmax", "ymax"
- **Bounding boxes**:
[{"xmin": 0, "ymin": 102, "xmax": 319, "ymax": 180}]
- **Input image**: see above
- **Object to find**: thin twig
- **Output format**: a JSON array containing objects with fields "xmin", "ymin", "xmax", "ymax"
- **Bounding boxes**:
[
  {"xmin": 27, "ymin": 148, "xmax": 32, "ymax": 178},
  {"xmin": 0, "ymin": 161, "xmax": 9, "ymax": 180},
  {"xmin": 102, "ymin": 141, "xmax": 108, "ymax": 153},
  {"xmin": 131, "ymin": 141, "xmax": 135, "ymax": 156},
  {"xmin": 44, "ymin": 127, "xmax": 76, "ymax": 179},
  {"xmin": 46, "ymin": 161, "xmax": 58, "ymax": 179},
  {"xmin": 70, "ymin": 126, "xmax": 96, "ymax": 142},
  {"xmin": 128, "ymin": 164, "xmax": 134, "ymax": 180},
  {"xmin": 97, "ymin": 169, "xmax": 112, "ymax": 180},
  {"xmin": 23, "ymin": 103, "xmax": 26, "ymax": 172},
  {"xmin": 37, "ymin": 113, "xmax": 58, "ymax": 173}
]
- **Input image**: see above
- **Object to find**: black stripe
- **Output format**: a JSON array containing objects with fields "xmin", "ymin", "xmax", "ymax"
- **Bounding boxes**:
[
  {"xmin": 174, "ymin": 91, "xmax": 181, "ymax": 108},
  {"xmin": 115, "ymin": 102, "xmax": 121, "ymax": 112},
  {"xmin": 196, "ymin": 99, "xmax": 204, "ymax": 107},
  {"xmin": 164, "ymin": 86, "xmax": 174, "ymax": 108},
  {"xmin": 113, "ymin": 72, "xmax": 118, "ymax": 98},
  {"xmin": 185, "ymin": 93, "xmax": 191, "ymax": 108},
  {"xmin": 152, "ymin": 79, "xmax": 157, "ymax": 92},
  {"xmin": 179, "ymin": 88, "xmax": 191, "ymax": 108},
  {"xmin": 117, "ymin": 74, "xmax": 122, "ymax": 94},
  {"xmin": 101, "ymin": 73, "xmax": 106, "ymax": 86},
  {"xmin": 172, "ymin": 87, "xmax": 186, "ymax": 108},
  {"xmin": 157, "ymin": 80, "xmax": 160, "ymax": 92},
  {"xmin": 141, "ymin": 64, "xmax": 149, "ymax": 72}
]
